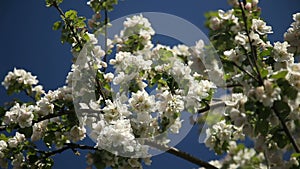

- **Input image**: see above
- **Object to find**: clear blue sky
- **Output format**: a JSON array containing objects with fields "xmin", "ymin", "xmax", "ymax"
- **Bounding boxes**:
[{"xmin": 0, "ymin": 0, "xmax": 300, "ymax": 169}]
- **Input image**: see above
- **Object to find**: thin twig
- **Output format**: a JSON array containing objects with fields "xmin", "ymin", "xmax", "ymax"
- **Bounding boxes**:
[
  {"xmin": 52, "ymin": 2, "xmax": 83, "ymax": 49},
  {"xmin": 103, "ymin": 9, "xmax": 108, "ymax": 67},
  {"xmin": 238, "ymin": 0, "xmax": 264, "ymax": 86},
  {"xmin": 223, "ymin": 59, "xmax": 260, "ymax": 82},
  {"xmin": 198, "ymin": 100, "xmax": 210, "ymax": 114}
]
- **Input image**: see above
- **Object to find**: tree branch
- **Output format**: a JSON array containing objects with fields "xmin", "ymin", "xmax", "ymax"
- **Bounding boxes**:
[
  {"xmin": 145, "ymin": 141, "xmax": 218, "ymax": 169},
  {"xmin": 40, "ymin": 142, "xmax": 98, "ymax": 158},
  {"xmin": 272, "ymin": 106, "xmax": 300, "ymax": 153}
]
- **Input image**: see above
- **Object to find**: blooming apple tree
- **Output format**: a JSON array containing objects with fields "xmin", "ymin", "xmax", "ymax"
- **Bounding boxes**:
[{"xmin": 0, "ymin": 0, "xmax": 300, "ymax": 169}]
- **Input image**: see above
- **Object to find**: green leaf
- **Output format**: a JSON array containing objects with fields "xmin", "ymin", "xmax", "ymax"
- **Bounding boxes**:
[
  {"xmin": 291, "ymin": 153, "xmax": 300, "ymax": 158},
  {"xmin": 273, "ymin": 131, "xmax": 288, "ymax": 148},
  {"xmin": 260, "ymin": 47, "xmax": 272, "ymax": 57},
  {"xmin": 255, "ymin": 119, "xmax": 269, "ymax": 135},
  {"xmin": 277, "ymin": 79, "xmax": 298, "ymax": 100},
  {"xmin": 273, "ymin": 100, "xmax": 291, "ymax": 120},
  {"xmin": 151, "ymin": 74, "xmax": 162, "ymax": 85},
  {"xmin": 159, "ymin": 48, "xmax": 173, "ymax": 61},
  {"xmin": 74, "ymin": 17, "xmax": 86, "ymax": 28},
  {"xmin": 65, "ymin": 10, "xmax": 77, "ymax": 20},
  {"xmin": 44, "ymin": 132, "xmax": 55, "ymax": 147},
  {"xmin": 28, "ymin": 154, "xmax": 38, "ymax": 164},
  {"xmin": 244, "ymin": 100, "xmax": 257, "ymax": 112},
  {"xmin": 271, "ymin": 71, "xmax": 288, "ymax": 80},
  {"xmin": 260, "ymin": 68, "xmax": 269, "ymax": 78},
  {"xmin": 258, "ymin": 105, "xmax": 272, "ymax": 119},
  {"xmin": 45, "ymin": 0, "xmax": 63, "ymax": 7},
  {"xmin": 19, "ymin": 126, "xmax": 33, "ymax": 138},
  {"xmin": 94, "ymin": 162, "xmax": 106, "ymax": 169},
  {"xmin": 52, "ymin": 21, "xmax": 62, "ymax": 30},
  {"xmin": 0, "ymin": 134, "xmax": 8, "ymax": 142}
]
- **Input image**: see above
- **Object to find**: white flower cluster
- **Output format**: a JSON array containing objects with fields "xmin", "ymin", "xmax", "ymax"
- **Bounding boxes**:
[
  {"xmin": 208, "ymin": 9, "xmax": 239, "ymax": 31},
  {"xmin": 70, "ymin": 14, "xmax": 217, "ymax": 160},
  {"xmin": 110, "ymin": 51, "xmax": 152, "ymax": 75},
  {"xmin": 224, "ymin": 93, "xmax": 248, "ymax": 127},
  {"xmin": 36, "ymin": 86, "xmax": 72, "ymax": 117},
  {"xmin": 0, "ymin": 133, "xmax": 26, "ymax": 169},
  {"xmin": 254, "ymin": 80, "xmax": 281, "ymax": 107},
  {"xmin": 205, "ymin": 120, "xmax": 244, "ymax": 153},
  {"xmin": 115, "ymin": 14, "xmax": 154, "ymax": 55},
  {"xmin": 1, "ymin": 68, "xmax": 38, "ymax": 90},
  {"xmin": 284, "ymin": 13, "xmax": 300, "ymax": 54},
  {"xmin": 7, "ymin": 132, "xmax": 25, "ymax": 148},
  {"xmin": 122, "ymin": 14, "xmax": 155, "ymax": 41},
  {"xmin": 3, "ymin": 103, "xmax": 36, "ymax": 128},
  {"xmin": 92, "ymin": 116, "xmax": 149, "ymax": 157}
]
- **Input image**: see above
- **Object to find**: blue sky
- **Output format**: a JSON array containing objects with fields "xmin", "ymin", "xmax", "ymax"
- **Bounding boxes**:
[{"xmin": 0, "ymin": 0, "xmax": 300, "ymax": 169}]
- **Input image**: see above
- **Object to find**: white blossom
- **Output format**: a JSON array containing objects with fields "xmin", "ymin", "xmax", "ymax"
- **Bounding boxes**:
[
  {"xmin": 225, "ymin": 93, "xmax": 247, "ymax": 107},
  {"xmin": 122, "ymin": 14, "xmax": 154, "ymax": 40},
  {"xmin": 224, "ymin": 48, "xmax": 246, "ymax": 65},
  {"xmin": 102, "ymin": 99, "xmax": 131, "ymax": 121},
  {"xmin": 172, "ymin": 44, "xmax": 190, "ymax": 56},
  {"xmin": 8, "ymin": 132, "xmax": 25, "ymax": 148},
  {"xmin": 169, "ymin": 117, "xmax": 183, "ymax": 134},
  {"xmin": 36, "ymin": 97, "xmax": 54, "ymax": 116},
  {"xmin": 272, "ymin": 41, "xmax": 294, "ymax": 62},
  {"xmin": 11, "ymin": 153, "xmax": 24, "ymax": 169},
  {"xmin": 235, "ymin": 32, "xmax": 247, "ymax": 46},
  {"xmin": 87, "ymin": 33, "xmax": 98, "ymax": 44},
  {"xmin": 251, "ymin": 19, "xmax": 273, "ymax": 35},
  {"xmin": 0, "ymin": 141, "xmax": 7, "ymax": 158},
  {"xmin": 218, "ymin": 9, "xmax": 234, "ymax": 20},
  {"xmin": 129, "ymin": 90, "xmax": 156, "ymax": 113},
  {"xmin": 209, "ymin": 17, "xmax": 221, "ymax": 30},
  {"xmin": 285, "ymin": 12, "xmax": 300, "ymax": 54},
  {"xmin": 157, "ymin": 91, "xmax": 184, "ymax": 115},
  {"xmin": 69, "ymin": 125, "xmax": 86, "ymax": 142},
  {"xmin": 255, "ymin": 80, "xmax": 280, "ymax": 106},
  {"xmin": 288, "ymin": 63, "xmax": 300, "ymax": 90},
  {"xmin": 31, "ymin": 121, "xmax": 48, "ymax": 142},
  {"xmin": 104, "ymin": 72, "xmax": 114, "ymax": 82}
]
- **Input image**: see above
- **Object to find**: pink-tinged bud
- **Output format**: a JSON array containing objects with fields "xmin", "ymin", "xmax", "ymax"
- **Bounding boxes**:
[
  {"xmin": 95, "ymin": 13, "xmax": 101, "ymax": 19},
  {"xmin": 209, "ymin": 17, "xmax": 221, "ymax": 30},
  {"xmin": 88, "ymin": 19, "xmax": 94, "ymax": 29},
  {"xmin": 252, "ymin": 0, "xmax": 259, "ymax": 6}
]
